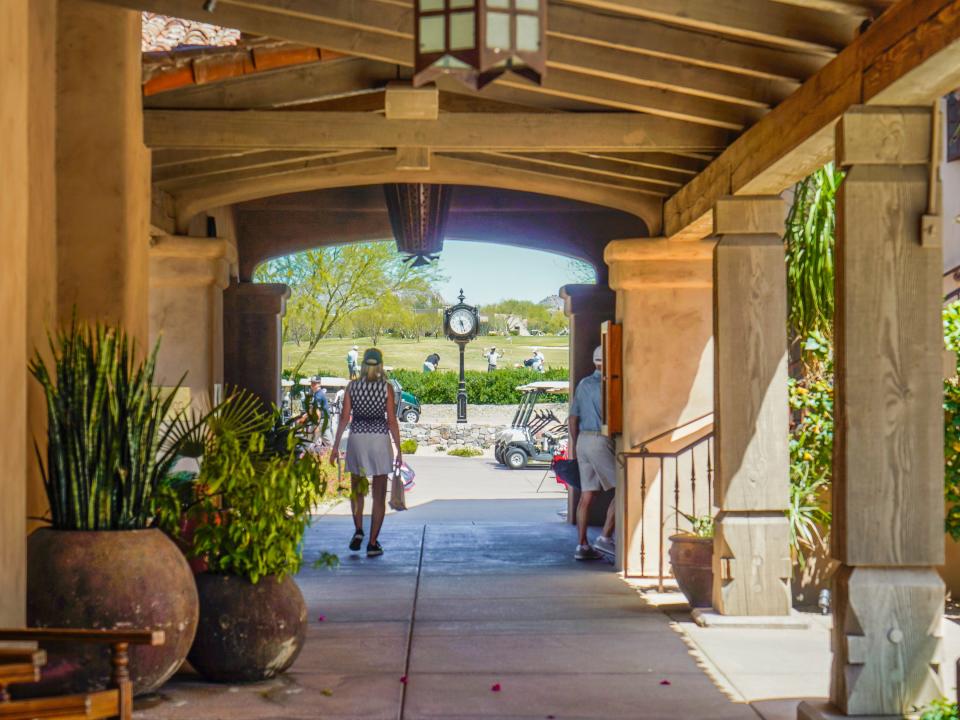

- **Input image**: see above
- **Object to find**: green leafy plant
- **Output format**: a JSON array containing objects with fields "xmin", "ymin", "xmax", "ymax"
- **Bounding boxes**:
[
  {"xmin": 29, "ymin": 318, "xmax": 187, "ymax": 530},
  {"xmin": 447, "ymin": 447, "xmax": 482, "ymax": 458},
  {"xmin": 155, "ymin": 430, "xmax": 332, "ymax": 583},
  {"xmin": 676, "ymin": 509, "xmax": 714, "ymax": 538},
  {"xmin": 917, "ymin": 698, "xmax": 959, "ymax": 720},
  {"xmin": 786, "ymin": 164, "xmax": 843, "ymax": 350},
  {"xmin": 787, "ymin": 351, "xmax": 834, "ymax": 566},
  {"xmin": 400, "ymin": 439, "xmax": 419, "ymax": 454}
]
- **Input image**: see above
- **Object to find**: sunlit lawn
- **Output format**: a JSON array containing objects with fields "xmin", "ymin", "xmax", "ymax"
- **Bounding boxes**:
[{"xmin": 283, "ymin": 335, "xmax": 569, "ymax": 375}]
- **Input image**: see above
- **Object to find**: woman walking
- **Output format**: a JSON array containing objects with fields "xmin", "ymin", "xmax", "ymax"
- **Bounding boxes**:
[{"xmin": 330, "ymin": 348, "xmax": 403, "ymax": 557}]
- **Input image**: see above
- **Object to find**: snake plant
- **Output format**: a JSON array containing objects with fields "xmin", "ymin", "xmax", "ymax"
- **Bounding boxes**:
[{"xmin": 29, "ymin": 317, "xmax": 186, "ymax": 530}]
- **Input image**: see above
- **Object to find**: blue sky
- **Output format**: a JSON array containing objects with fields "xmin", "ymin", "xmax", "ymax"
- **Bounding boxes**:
[{"xmin": 431, "ymin": 240, "xmax": 595, "ymax": 305}]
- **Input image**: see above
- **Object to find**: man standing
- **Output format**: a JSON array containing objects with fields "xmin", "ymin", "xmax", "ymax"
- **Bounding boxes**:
[
  {"xmin": 303, "ymin": 376, "xmax": 333, "ymax": 447},
  {"xmin": 568, "ymin": 345, "xmax": 617, "ymax": 560},
  {"xmin": 483, "ymin": 346, "xmax": 503, "ymax": 372},
  {"xmin": 346, "ymin": 345, "xmax": 359, "ymax": 378}
]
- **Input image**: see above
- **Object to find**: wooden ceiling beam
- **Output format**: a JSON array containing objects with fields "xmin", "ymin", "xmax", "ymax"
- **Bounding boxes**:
[
  {"xmin": 153, "ymin": 150, "xmax": 357, "ymax": 184},
  {"xmin": 575, "ymin": 152, "xmax": 707, "ymax": 175},
  {"xmin": 560, "ymin": 0, "xmax": 861, "ymax": 52},
  {"xmin": 145, "ymin": 57, "xmax": 398, "ymax": 110},
  {"xmin": 769, "ymin": 0, "xmax": 895, "ymax": 15},
  {"xmin": 505, "ymin": 152, "xmax": 689, "ymax": 187},
  {"xmin": 497, "ymin": 68, "xmax": 765, "ymax": 130},
  {"xmin": 168, "ymin": 153, "xmax": 662, "ymax": 233},
  {"xmin": 548, "ymin": 6, "xmax": 829, "ymax": 82},
  {"xmin": 144, "ymin": 110, "xmax": 734, "ymax": 152},
  {"xmin": 665, "ymin": 0, "xmax": 960, "ymax": 239},
  {"xmin": 444, "ymin": 153, "xmax": 670, "ymax": 196}
]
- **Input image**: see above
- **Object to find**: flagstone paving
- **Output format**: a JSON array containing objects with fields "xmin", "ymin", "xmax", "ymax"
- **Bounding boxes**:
[{"xmin": 131, "ymin": 457, "xmax": 829, "ymax": 720}]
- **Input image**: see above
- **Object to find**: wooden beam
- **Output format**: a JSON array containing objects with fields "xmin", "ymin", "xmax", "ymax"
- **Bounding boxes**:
[
  {"xmin": 507, "ymin": 152, "xmax": 688, "ymax": 188},
  {"xmin": 153, "ymin": 150, "xmax": 356, "ymax": 184},
  {"xmin": 157, "ymin": 151, "xmax": 387, "ymax": 193},
  {"xmin": 546, "ymin": 37, "xmax": 795, "ymax": 108},
  {"xmin": 145, "ymin": 57, "xmax": 397, "ymax": 110},
  {"xmin": 579, "ymin": 152, "xmax": 707, "ymax": 175},
  {"xmin": 499, "ymin": 68, "xmax": 764, "ymax": 130},
  {"xmin": 144, "ymin": 110, "xmax": 733, "ymax": 152},
  {"xmin": 560, "ymin": 0, "xmax": 860, "ymax": 52},
  {"xmin": 168, "ymin": 153, "xmax": 662, "ymax": 232},
  {"xmin": 665, "ymin": 0, "xmax": 960, "ymax": 239},
  {"xmin": 455, "ymin": 152, "xmax": 671, "ymax": 195}
]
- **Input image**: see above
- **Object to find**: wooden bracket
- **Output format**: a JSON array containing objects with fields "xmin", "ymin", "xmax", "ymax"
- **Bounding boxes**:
[{"xmin": 920, "ymin": 215, "xmax": 942, "ymax": 248}]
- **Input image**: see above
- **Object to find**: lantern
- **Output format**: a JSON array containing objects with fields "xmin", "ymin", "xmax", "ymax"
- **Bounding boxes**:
[
  {"xmin": 413, "ymin": 0, "xmax": 546, "ymax": 90},
  {"xmin": 383, "ymin": 184, "xmax": 453, "ymax": 267}
]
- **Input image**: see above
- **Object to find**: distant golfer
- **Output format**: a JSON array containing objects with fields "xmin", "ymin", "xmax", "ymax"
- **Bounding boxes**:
[
  {"xmin": 423, "ymin": 353, "xmax": 440, "ymax": 373},
  {"xmin": 346, "ymin": 345, "xmax": 360, "ymax": 379},
  {"xmin": 483, "ymin": 346, "xmax": 503, "ymax": 372},
  {"xmin": 569, "ymin": 345, "xmax": 616, "ymax": 561}
]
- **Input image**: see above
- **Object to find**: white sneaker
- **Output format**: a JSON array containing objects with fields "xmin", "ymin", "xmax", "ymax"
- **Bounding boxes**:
[
  {"xmin": 593, "ymin": 536, "xmax": 615, "ymax": 554},
  {"xmin": 574, "ymin": 544, "xmax": 602, "ymax": 561}
]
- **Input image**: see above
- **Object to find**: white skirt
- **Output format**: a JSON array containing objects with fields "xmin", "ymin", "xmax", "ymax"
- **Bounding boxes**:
[{"xmin": 345, "ymin": 432, "xmax": 395, "ymax": 477}]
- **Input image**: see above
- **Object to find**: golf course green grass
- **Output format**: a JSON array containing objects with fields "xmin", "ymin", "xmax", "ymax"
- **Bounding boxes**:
[{"xmin": 283, "ymin": 335, "xmax": 569, "ymax": 376}]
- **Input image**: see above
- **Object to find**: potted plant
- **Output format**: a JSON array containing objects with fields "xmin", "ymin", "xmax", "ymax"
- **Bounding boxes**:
[
  {"xmin": 155, "ymin": 418, "xmax": 331, "ymax": 683},
  {"xmin": 26, "ymin": 319, "xmax": 199, "ymax": 695},
  {"xmin": 668, "ymin": 511, "xmax": 714, "ymax": 608}
]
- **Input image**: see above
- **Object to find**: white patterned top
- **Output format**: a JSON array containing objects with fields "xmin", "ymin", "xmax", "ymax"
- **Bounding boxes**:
[{"xmin": 348, "ymin": 379, "xmax": 389, "ymax": 434}]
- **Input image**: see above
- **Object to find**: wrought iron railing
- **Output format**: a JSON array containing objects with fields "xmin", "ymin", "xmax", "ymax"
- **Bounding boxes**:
[{"xmin": 618, "ymin": 413, "xmax": 714, "ymax": 591}]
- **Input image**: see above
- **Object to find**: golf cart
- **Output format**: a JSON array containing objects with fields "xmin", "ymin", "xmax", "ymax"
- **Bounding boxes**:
[
  {"xmin": 390, "ymin": 379, "xmax": 422, "ymax": 423},
  {"xmin": 495, "ymin": 381, "xmax": 569, "ymax": 469}
]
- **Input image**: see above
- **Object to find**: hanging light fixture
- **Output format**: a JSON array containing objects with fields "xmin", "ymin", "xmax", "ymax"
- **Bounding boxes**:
[
  {"xmin": 383, "ymin": 184, "xmax": 453, "ymax": 267},
  {"xmin": 413, "ymin": 0, "xmax": 546, "ymax": 90}
]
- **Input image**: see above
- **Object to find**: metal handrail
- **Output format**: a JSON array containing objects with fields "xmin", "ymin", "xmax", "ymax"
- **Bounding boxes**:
[{"xmin": 617, "ymin": 415, "xmax": 715, "ymax": 591}]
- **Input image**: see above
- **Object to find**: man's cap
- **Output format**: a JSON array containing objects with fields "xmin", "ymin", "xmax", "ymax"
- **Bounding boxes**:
[
  {"xmin": 352, "ymin": 345, "xmax": 359, "ymax": 350},
  {"xmin": 363, "ymin": 348, "xmax": 383, "ymax": 366},
  {"xmin": 310, "ymin": 375, "xmax": 322, "ymax": 384},
  {"xmin": 593, "ymin": 346, "xmax": 603, "ymax": 363}
]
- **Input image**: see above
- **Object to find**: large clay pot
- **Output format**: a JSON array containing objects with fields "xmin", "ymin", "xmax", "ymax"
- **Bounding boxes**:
[
  {"xmin": 188, "ymin": 573, "xmax": 307, "ymax": 683},
  {"xmin": 26, "ymin": 528, "xmax": 199, "ymax": 696},
  {"xmin": 668, "ymin": 534, "xmax": 714, "ymax": 608}
]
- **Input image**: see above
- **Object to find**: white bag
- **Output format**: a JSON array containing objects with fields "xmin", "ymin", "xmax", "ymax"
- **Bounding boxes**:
[{"xmin": 389, "ymin": 460, "xmax": 408, "ymax": 511}]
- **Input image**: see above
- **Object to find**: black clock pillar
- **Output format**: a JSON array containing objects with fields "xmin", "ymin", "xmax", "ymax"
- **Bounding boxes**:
[
  {"xmin": 443, "ymin": 289, "xmax": 480, "ymax": 425},
  {"xmin": 457, "ymin": 341, "xmax": 467, "ymax": 423}
]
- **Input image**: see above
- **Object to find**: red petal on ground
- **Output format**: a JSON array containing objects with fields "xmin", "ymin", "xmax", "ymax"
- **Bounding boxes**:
[
  {"xmin": 317, "ymin": 615, "xmax": 326, "ymax": 621},
  {"xmin": 491, "ymin": 683, "xmax": 502, "ymax": 692},
  {"xmin": 659, "ymin": 680, "xmax": 671, "ymax": 686},
  {"xmin": 400, "ymin": 676, "xmax": 408, "ymax": 684}
]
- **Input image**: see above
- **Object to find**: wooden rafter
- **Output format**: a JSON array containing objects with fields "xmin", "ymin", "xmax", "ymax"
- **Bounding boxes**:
[{"xmin": 143, "ymin": 111, "xmax": 733, "ymax": 152}]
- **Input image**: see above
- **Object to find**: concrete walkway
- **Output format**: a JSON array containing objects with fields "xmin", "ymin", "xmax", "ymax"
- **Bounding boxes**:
[{"xmin": 132, "ymin": 457, "xmax": 830, "ymax": 720}]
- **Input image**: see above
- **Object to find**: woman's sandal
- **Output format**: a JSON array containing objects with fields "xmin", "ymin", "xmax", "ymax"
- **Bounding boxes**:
[{"xmin": 349, "ymin": 529, "xmax": 364, "ymax": 552}]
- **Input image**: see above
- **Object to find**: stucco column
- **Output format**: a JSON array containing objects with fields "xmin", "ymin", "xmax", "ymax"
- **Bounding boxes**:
[
  {"xmin": 800, "ymin": 107, "xmax": 944, "ymax": 719},
  {"xmin": 223, "ymin": 282, "xmax": 290, "ymax": 409},
  {"xmin": 560, "ymin": 283, "xmax": 616, "ymax": 526},
  {"xmin": 711, "ymin": 196, "xmax": 791, "ymax": 617},
  {"xmin": 150, "ymin": 237, "xmax": 236, "ymax": 405},
  {"xmin": 606, "ymin": 239, "xmax": 714, "ymax": 578},
  {"xmin": 56, "ymin": 0, "xmax": 150, "ymax": 345},
  {"xmin": 0, "ymin": 0, "xmax": 32, "ymax": 627}
]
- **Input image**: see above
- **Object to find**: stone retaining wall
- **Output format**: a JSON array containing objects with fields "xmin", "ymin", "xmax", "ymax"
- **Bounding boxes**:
[{"xmin": 401, "ymin": 422, "xmax": 505, "ymax": 448}]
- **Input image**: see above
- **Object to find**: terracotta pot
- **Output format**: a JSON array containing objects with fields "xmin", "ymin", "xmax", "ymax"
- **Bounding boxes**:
[
  {"xmin": 668, "ymin": 534, "xmax": 714, "ymax": 608},
  {"xmin": 26, "ymin": 527, "xmax": 199, "ymax": 696},
  {"xmin": 188, "ymin": 573, "xmax": 307, "ymax": 683}
]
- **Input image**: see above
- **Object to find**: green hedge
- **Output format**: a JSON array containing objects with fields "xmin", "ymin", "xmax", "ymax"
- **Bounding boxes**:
[{"xmin": 391, "ymin": 368, "xmax": 568, "ymax": 405}]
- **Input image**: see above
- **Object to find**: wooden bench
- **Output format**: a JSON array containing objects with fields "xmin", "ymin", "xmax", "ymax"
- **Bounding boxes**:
[{"xmin": 0, "ymin": 628, "xmax": 164, "ymax": 720}]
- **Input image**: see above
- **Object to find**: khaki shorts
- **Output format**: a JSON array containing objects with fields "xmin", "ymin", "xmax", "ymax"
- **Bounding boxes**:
[{"xmin": 576, "ymin": 432, "xmax": 616, "ymax": 492}]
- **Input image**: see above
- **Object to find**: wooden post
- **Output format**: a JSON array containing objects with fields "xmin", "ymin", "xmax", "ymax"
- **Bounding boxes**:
[
  {"xmin": 711, "ymin": 195, "xmax": 792, "ymax": 617},
  {"xmin": 800, "ymin": 106, "xmax": 944, "ymax": 719}
]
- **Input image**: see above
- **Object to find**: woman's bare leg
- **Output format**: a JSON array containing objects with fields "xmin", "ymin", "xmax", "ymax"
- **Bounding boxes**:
[
  {"xmin": 369, "ymin": 475, "xmax": 388, "ymax": 544},
  {"xmin": 350, "ymin": 477, "xmax": 366, "ymax": 532}
]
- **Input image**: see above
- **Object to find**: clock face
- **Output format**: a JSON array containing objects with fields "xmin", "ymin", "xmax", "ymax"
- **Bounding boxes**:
[{"xmin": 449, "ymin": 308, "xmax": 476, "ymax": 336}]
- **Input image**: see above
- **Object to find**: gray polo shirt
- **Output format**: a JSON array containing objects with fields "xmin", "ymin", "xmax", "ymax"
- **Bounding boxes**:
[{"xmin": 570, "ymin": 370, "xmax": 603, "ymax": 432}]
